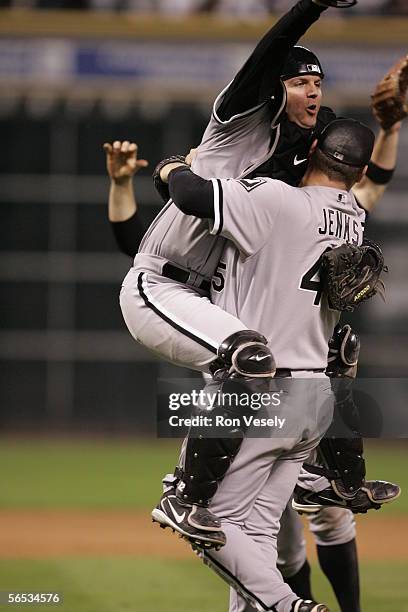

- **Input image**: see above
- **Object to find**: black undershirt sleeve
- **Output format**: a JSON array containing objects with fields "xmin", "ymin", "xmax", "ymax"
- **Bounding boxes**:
[
  {"xmin": 217, "ymin": 0, "xmax": 324, "ymax": 121},
  {"xmin": 110, "ymin": 213, "xmax": 146, "ymax": 258},
  {"xmin": 168, "ymin": 166, "xmax": 215, "ymax": 220},
  {"xmin": 366, "ymin": 161, "xmax": 395, "ymax": 185}
]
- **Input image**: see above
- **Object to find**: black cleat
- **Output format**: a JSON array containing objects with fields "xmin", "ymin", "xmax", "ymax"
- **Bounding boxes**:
[
  {"xmin": 292, "ymin": 480, "xmax": 401, "ymax": 515},
  {"xmin": 151, "ymin": 490, "xmax": 226, "ymax": 550},
  {"xmin": 291, "ymin": 599, "xmax": 330, "ymax": 612}
]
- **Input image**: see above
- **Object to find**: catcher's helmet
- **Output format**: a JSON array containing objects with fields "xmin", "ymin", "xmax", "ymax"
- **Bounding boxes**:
[
  {"xmin": 281, "ymin": 46, "xmax": 324, "ymax": 81},
  {"xmin": 317, "ymin": 118, "xmax": 375, "ymax": 167}
]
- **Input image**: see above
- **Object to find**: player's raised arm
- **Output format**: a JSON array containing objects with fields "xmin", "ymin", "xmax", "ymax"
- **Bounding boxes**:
[
  {"xmin": 103, "ymin": 140, "xmax": 148, "ymax": 257},
  {"xmin": 352, "ymin": 123, "xmax": 401, "ymax": 212},
  {"xmin": 216, "ymin": 0, "xmax": 329, "ymax": 121},
  {"xmin": 352, "ymin": 55, "xmax": 408, "ymax": 212}
]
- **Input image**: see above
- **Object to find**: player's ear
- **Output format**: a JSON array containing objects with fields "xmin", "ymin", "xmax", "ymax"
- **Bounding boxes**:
[{"xmin": 309, "ymin": 139, "xmax": 318, "ymax": 157}]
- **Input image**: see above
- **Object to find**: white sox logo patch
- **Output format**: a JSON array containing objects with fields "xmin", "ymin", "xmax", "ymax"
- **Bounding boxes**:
[{"xmin": 237, "ymin": 178, "xmax": 267, "ymax": 192}]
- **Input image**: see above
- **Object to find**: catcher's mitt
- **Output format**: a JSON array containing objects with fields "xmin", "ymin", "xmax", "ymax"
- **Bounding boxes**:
[
  {"xmin": 153, "ymin": 155, "xmax": 187, "ymax": 203},
  {"xmin": 371, "ymin": 55, "xmax": 408, "ymax": 131},
  {"xmin": 320, "ymin": 239, "xmax": 387, "ymax": 312}
]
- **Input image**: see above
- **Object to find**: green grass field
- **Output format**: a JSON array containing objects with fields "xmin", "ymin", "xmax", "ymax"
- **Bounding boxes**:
[
  {"xmin": 0, "ymin": 438, "xmax": 181, "ymax": 509},
  {"xmin": 0, "ymin": 558, "xmax": 407, "ymax": 612},
  {"xmin": 1, "ymin": 438, "xmax": 407, "ymax": 513},
  {"xmin": 1, "ymin": 437, "xmax": 407, "ymax": 611}
]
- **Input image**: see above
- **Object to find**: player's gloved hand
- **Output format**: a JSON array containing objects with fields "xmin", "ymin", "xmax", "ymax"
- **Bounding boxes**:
[
  {"xmin": 103, "ymin": 141, "xmax": 148, "ymax": 185},
  {"xmin": 320, "ymin": 239, "xmax": 387, "ymax": 312},
  {"xmin": 153, "ymin": 155, "xmax": 188, "ymax": 203},
  {"xmin": 371, "ymin": 54, "xmax": 408, "ymax": 131}
]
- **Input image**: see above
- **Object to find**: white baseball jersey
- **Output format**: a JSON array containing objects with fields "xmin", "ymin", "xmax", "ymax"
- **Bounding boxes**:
[
  {"xmin": 209, "ymin": 177, "xmax": 366, "ymax": 369},
  {"xmin": 135, "ymin": 83, "xmax": 286, "ymax": 283},
  {"xmin": 193, "ymin": 82, "xmax": 286, "ymax": 180}
]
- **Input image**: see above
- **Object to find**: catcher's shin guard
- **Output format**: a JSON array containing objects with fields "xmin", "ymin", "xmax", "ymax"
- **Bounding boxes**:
[
  {"xmin": 302, "ymin": 323, "xmax": 400, "ymax": 509},
  {"xmin": 316, "ymin": 437, "xmax": 365, "ymax": 497},
  {"xmin": 177, "ymin": 330, "xmax": 275, "ymax": 507},
  {"xmin": 317, "ymin": 393, "xmax": 366, "ymax": 495},
  {"xmin": 320, "ymin": 324, "xmax": 365, "ymax": 494}
]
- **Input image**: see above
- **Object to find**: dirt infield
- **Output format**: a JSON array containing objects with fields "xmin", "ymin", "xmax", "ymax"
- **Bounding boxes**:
[{"xmin": 0, "ymin": 510, "xmax": 407, "ymax": 560}]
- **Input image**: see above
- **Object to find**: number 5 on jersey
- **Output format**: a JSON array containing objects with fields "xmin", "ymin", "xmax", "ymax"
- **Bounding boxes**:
[{"xmin": 212, "ymin": 262, "xmax": 226, "ymax": 293}]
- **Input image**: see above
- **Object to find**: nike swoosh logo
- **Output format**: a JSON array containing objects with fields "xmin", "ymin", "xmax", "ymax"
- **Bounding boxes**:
[
  {"xmin": 167, "ymin": 498, "xmax": 186, "ymax": 523},
  {"xmin": 294, "ymin": 155, "xmax": 308, "ymax": 166},
  {"xmin": 249, "ymin": 354, "xmax": 270, "ymax": 362}
]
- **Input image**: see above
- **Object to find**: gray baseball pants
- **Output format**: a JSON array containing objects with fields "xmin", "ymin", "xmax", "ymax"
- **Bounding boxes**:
[{"xmin": 121, "ymin": 268, "xmax": 355, "ymax": 609}]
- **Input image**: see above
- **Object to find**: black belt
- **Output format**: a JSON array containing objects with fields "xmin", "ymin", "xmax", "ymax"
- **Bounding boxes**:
[
  {"xmin": 275, "ymin": 368, "xmax": 325, "ymax": 378},
  {"xmin": 162, "ymin": 262, "xmax": 211, "ymax": 292}
]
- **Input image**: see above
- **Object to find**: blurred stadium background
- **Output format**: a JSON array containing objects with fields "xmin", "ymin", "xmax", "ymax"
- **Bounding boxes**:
[
  {"xmin": 0, "ymin": 3, "xmax": 407, "ymax": 611},
  {"xmin": 1, "ymin": 1, "xmax": 408, "ymax": 432}
]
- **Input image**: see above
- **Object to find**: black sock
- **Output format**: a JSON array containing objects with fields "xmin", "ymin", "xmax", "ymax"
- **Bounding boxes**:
[
  {"xmin": 283, "ymin": 559, "xmax": 313, "ymax": 601},
  {"xmin": 317, "ymin": 539, "xmax": 361, "ymax": 612}
]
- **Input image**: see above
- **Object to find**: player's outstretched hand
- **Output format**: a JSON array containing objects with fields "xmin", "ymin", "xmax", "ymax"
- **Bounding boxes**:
[{"xmin": 103, "ymin": 141, "xmax": 148, "ymax": 184}]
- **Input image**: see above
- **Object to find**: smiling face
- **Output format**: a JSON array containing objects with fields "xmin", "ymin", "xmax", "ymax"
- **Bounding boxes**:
[{"xmin": 284, "ymin": 75, "xmax": 323, "ymax": 130}]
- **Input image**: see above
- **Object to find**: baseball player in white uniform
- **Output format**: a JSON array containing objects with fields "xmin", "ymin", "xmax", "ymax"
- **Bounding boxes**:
[
  {"xmin": 147, "ymin": 118, "xmax": 374, "ymax": 612},
  {"xmin": 114, "ymin": 2, "xmax": 402, "ymax": 609}
]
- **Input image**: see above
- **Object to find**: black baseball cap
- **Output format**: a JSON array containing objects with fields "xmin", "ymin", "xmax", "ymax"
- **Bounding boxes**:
[
  {"xmin": 281, "ymin": 46, "xmax": 324, "ymax": 81},
  {"xmin": 317, "ymin": 118, "xmax": 375, "ymax": 167}
]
